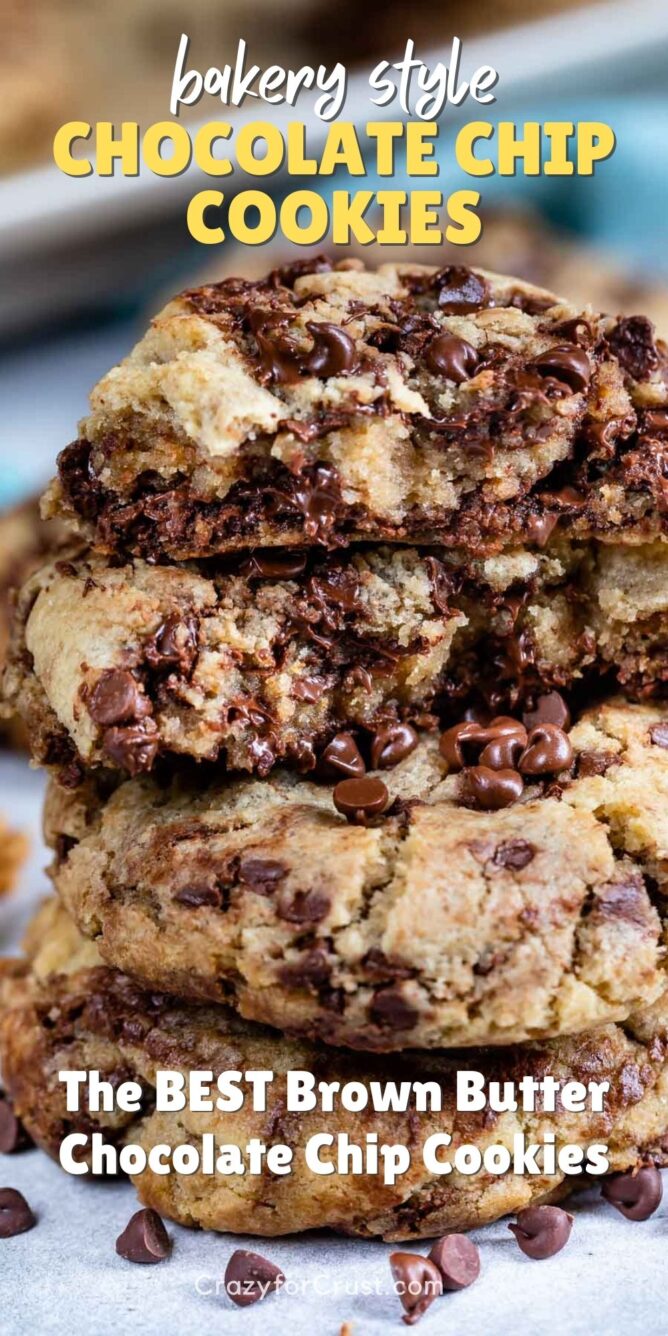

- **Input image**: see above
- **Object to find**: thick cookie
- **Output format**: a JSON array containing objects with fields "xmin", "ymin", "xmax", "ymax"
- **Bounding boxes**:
[
  {"xmin": 3, "ymin": 899, "xmax": 668, "ymax": 1241},
  {"xmin": 48, "ymin": 699, "xmax": 668, "ymax": 1050},
  {"xmin": 44, "ymin": 260, "xmax": 668, "ymax": 559},
  {"xmin": 5, "ymin": 538, "xmax": 668, "ymax": 778}
]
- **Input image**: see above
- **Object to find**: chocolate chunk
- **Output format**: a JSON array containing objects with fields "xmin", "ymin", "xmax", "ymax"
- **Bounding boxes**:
[
  {"xmin": 240, "ymin": 551, "xmax": 307, "ymax": 580},
  {"xmin": 533, "ymin": 344, "xmax": 590, "ymax": 392},
  {"xmin": 88, "ymin": 670, "xmax": 148, "ymax": 726},
  {"xmin": 519, "ymin": 724, "xmax": 573, "ymax": 776},
  {"xmin": 370, "ymin": 987, "xmax": 417, "ymax": 1030},
  {"xmin": 0, "ymin": 1188, "xmax": 36, "ymax": 1238},
  {"xmin": 224, "ymin": 1248, "xmax": 285, "ymax": 1308},
  {"xmin": 278, "ymin": 948, "xmax": 331, "ymax": 988},
  {"xmin": 577, "ymin": 750, "xmax": 621, "ymax": 778},
  {"xmin": 649, "ymin": 723, "xmax": 668, "ymax": 749},
  {"xmin": 276, "ymin": 888, "xmax": 331, "ymax": 923},
  {"xmin": 309, "ymin": 564, "xmax": 359, "ymax": 611},
  {"xmin": 273, "ymin": 255, "xmax": 332, "ymax": 288},
  {"xmin": 462, "ymin": 765, "xmax": 524, "ymax": 810},
  {"xmin": 607, "ymin": 316, "xmax": 659, "ymax": 381},
  {"xmin": 425, "ymin": 333, "xmax": 479, "ymax": 382},
  {"xmin": 493, "ymin": 839, "xmax": 536, "ymax": 870},
  {"xmin": 319, "ymin": 733, "xmax": 366, "ymax": 779},
  {"xmin": 294, "ymin": 463, "xmax": 343, "ymax": 542},
  {"xmin": 306, "ymin": 322, "xmax": 357, "ymax": 377},
  {"xmin": 508, "ymin": 1205, "xmax": 573, "ymax": 1259},
  {"xmin": 523, "ymin": 691, "xmax": 571, "ymax": 732},
  {"xmin": 0, "ymin": 1099, "xmax": 31, "ymax": 1154},
  {"xmin": 145, "ymin": 614, "xmax": 198, "ymax": 676},
  {"xmin": 174, "ymin": 883, "xmax": 223, "ymax": 909},
  {"xmin": 524, "ymin": 512, "xmax": 558, "ymax": 547},
  {"xmin": 115, "ymin": 1208, "xmax": 171, "ymax": 1263},
  {"xmin": 597, "ymin": 875, "xmax": 648, "ymax": 926},
  {"xmin": 424, "ymin": 555, "xmax": 454, "ymax": 613},
  {"xmin": 390, "ymin": 1252, "xmax": 443, "ymax": 1325},
  {"xmin": 292, "ymin": 676, "xmax": 326, "ymax": 703},
  {"xmin": 239, "ymin": 858, "xmax": 287, "ymax": 894},
  {"xmin": 428, "ymin": 1234, "xmax": 480, "ymax": 1290},
  {"xmin": 102, "ymin": 722, "xmax": 159, "ymax": 775},
  {"xmin": 434, "ymin": 266, "xmax": 488, "ymax": 313},
  {"xmin": 602, "ymin": 1165, "xmax": 663, "ymax": 1220},
  {"xmin": 370, "ymin": 723, "xmax": 418, "ymax": 770},
  {"xmin": 333, "ymin": 776, "xmax": 390, "ymax": 824}
]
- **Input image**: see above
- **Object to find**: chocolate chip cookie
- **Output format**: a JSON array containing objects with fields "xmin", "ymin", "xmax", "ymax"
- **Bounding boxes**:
[
  {"xmin": 46, "ymin": 698, "xmax": 668, "ymax": 1050},
  {"xmin": 6, "ymin": 536, "xmax": 668, "ymax": 779},
  {"xmin": 43, "ymin": 260, "xmax": 668, "ymax": 560},
  {"xmin": 3, "ymin": 898, "xmax": 668, "ymax": 1241}
]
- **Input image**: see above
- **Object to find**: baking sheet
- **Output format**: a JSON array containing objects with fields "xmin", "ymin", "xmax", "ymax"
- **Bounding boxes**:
[{"xmin": 1, "ymin": 753, "xmax": 667, "ymax": 1335}]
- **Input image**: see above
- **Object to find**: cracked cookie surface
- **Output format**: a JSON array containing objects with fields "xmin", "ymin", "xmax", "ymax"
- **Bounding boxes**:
[
  {"xmin": 44, "ymin": 260, "xmax": 668, "ymax": 559},
  {"xmin": 46, "ymin": 699, "xmax": 668, "ymax": 1051},
  {"xmin": 3, "ymin": 898, "xmax": 668, "ymax": 1241}
]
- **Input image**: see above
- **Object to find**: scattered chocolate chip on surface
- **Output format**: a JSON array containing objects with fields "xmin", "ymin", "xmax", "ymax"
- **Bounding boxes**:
[
  {"xmin": 319, "ymin": 732, "xmax": 366, "ymax": 779},
  {"xmin": 0, "ymin": 1188, "xmax": 36, "ymax": 1238},
  {"xmin": 602, "ymin": 1165, "xmax": 663, "ymax": 1221},
  {"xmin": 523, "ymin": 691, "xmax": 571, "ymax": 732},
  {"xmin": 463, "ymin": 765, "xmax": 524, "ymax": 810},
  {"xmin": 428, "ymin": 1233, "xmax": 480, "ymax": 1290},
  {"xmin": 508, "ymin": 1205, "xmax": 573, "ymax": 1259},
  {"xmin": 390, "ymin": 1251, "xmax": 443, "ymax": 1325},
  {"xmin": 224, "ymin": 1248, "xmax": 285, "ymax": 1307},
  {"xmin": 115, "ymin": 1207, "xmax": 171, "ymax": 1263},
  {"xmin": 370, "ymin": 723, "xmax": 418, "ymax": 770}
]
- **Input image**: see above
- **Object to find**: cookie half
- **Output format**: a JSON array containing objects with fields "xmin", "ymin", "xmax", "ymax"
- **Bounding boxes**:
[
  {"xmin": 5, "ymin": 537, "xmax": 668, "ymax": 779},
  {"xmin": 3, "ymin": 899, "xmax": 668, "ymax": 1241},
  {"xmin": 47, "ymin": 699, "xmax": 668, "ymax": 1051},
  {"xmin": 44, "ymin": 260, "xmax": 668, "ymax": 559}
]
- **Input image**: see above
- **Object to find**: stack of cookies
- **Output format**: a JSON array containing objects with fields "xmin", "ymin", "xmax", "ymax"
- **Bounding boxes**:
[{"xmin": 3, "ymin": 258, "xmax": 668, "ymax": 1249}]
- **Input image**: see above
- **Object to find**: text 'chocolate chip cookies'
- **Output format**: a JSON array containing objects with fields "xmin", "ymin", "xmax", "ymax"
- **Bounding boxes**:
[{"xmin": 2, "ymin": 257, "xmax": 668, "ymax": 1247}]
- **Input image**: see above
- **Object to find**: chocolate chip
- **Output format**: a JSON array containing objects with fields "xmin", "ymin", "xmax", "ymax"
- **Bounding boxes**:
[
  {"xmin": 145, "ymin": 614, "xmax": 198, "ymax": 676},
  {"xmin": 240, "ymin": 551, "xmax": 308, "ymax": 580},
  {"xmin": 493, "ymin": 839, "xmax": 536, "ymax": 870},
  {"xmin": 519, "ymin": 724, "xmax": 573, "ymax": 776},
  {"xmin": 115, "ymin": 1208, "xmax": 171, "ymax": 1263},
  {"xmin": 649, "ymin": 723, "xmax": 668, "ymax": 749},
  {"xmin": 533, "ymin": 344, "xmax": 590, "ymax": 392},
  {"xmin": 278, "ymin": 948, "xmax": 331, "ymax": 988},
  {"xmin": 292, "ymin": 676, "xmax": 326, "ymax": 703},
  {"xmin": 523, "ymin": 691, "xmax": 571, "ymax": 732},
  {"xmin": 479, "ymin": 726, "xmax": 527, "ymax": 771},
  {"xmin": 309, "ymin": 565, "xmax": 359, "ymax": 611},
  {"xmin": 224, "ymin": 1249, "xmax": 285, "ymax": 1307},
  {"xmin": 174, "ymin": 883, "xmax": 223, "ymax": 909},
  {"xmin": 0, "ymin": 1188, "xmax": 36, "ymax": 1238},
  {"xmin": 462, "ymin": 766, "xmax": 524, "ymax": 810},
  {"xmin": 295, "ymin": 463, "xmax": 343, "ymax": 542},
  {"xmin": 276, "ymin": 888, "xmax": 331, "ymax": 924},
  {"xmin": 425, "ymin": 333, "xmax": 479, "ymax": 382},
  {"xmin": 319, "ymin": 733, "xmax": 366, "ymax": 779},
  {"xmin": 369, "ymin": 987, "xmax": 417, "ymax": 1030},
  {"xmin": 239, "ymin": 858, "xmax": 287, "ymax": 894},
  {"xmin": 370, "ymin": 723, "xmax": 418, "ymax": 770},
  {"xmin": 102, "ymin": 722, "xmax": 159, "ymax": 775},
  {"xmin": 508, "ymin": 1205, "xmax": 573, "ymax": 1259},
  {"xmin": 434, "ymin": 266, "xmax": 488, "ymax": 313},
  {"xmin": 602, "ymin": 1165, "xmax": 663, "ymax": 1220},
  {"xmin": 607, "ymin": 315, "xmax": 659, "ymax": 381},
  {"xmin": 306, "ymin": 322, "xmax": 357, "ymax": 377},
  {"xmin": 88, "ymin": 670, "xmax": 148, "ymax": 726},
  {"xmin": 577, "ymin": 750, "xmax": 621, "ymax": 778},
  {"xmin": 390, "ymin": 1252, "xmax": 443, "ymax": 1325},
  {"xmin": 428, "ymin": 1234, "xmax": 480, "ymax": 1290},
  {"xmin": 424, "ymin": 555, "xmax": 454, "ymax": 614},
  {"xmin": 0, "ymin": 1099, "xmax": 31, "ymax": 1154},
  {"xmin": 524, "ymin": 512, "xmax": 559, "ymax": 547},
  {"xmin": 333, "ymin": 776, "xmax": 390, "ymax": 824}
]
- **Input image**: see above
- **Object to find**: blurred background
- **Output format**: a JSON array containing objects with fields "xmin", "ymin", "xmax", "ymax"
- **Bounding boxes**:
[{"xmin": 1, "ymin": 0, "xmax": 668, "ymax": 668}]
